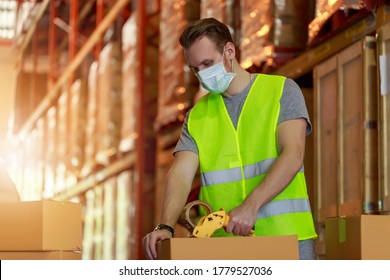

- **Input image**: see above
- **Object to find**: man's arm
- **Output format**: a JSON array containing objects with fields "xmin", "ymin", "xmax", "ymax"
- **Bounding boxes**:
[
  {"xmin": 160, "ymin": 151, "xmax": 199, "ymax": 226},
  {"xmin": 226, "ymin": 118, "xmax": 307, "ymax": 236},
  {"xmin": 142, "ymin": 151, "xmax": 199, "ymax": 259}
]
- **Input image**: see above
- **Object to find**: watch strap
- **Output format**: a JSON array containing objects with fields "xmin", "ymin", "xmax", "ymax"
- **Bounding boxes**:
[{"xmin": 154, "ymin": 224, "xmax": 175, "ymax": 237}]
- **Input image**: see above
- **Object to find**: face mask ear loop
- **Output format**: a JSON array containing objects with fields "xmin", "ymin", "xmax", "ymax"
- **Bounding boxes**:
[{"xmin": 222, "ymin": 45, "xmax": 234, "ymax": 74}]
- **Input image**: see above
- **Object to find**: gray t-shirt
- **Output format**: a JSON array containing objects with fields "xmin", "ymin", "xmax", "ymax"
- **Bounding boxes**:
[{"xmin": 174, "ymin": 75, "xmax": 311, "ymax": 155}]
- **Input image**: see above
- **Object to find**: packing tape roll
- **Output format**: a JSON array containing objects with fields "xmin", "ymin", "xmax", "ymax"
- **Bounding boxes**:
[{"xmin": 180, "ymin": 200, "xmax": 213, "ymax": 234}]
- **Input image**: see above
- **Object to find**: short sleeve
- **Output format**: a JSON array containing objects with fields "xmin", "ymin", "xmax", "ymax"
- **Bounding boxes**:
[
  {"xmin": 278, "ymin": 78, "xmax": 312, "ymax": 135},
  {"xmin": 173, "ymin": 111, "xmax": 199, "ymax": 155}
]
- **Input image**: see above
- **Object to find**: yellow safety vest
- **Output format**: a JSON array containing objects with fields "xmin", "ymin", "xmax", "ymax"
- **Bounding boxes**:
[{"xmin": 188, "ymin": 74, "xmax": 317, "ymax": 240}]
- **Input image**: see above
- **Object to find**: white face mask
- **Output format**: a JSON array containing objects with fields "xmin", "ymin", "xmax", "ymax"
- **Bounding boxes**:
[{"xmin": 196, "ymin": 49, "xmax": 236, "ymax": 94}]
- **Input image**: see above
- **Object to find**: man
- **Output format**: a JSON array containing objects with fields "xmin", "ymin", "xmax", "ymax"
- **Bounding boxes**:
[{"xmin": 143, "ymin": 17, "xmax": 317, "ymax": 260}]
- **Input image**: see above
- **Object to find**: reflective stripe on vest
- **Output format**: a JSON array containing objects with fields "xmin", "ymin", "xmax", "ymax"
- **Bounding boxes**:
[
  {"xmin": 257, "ymin": 198, "xmax": 311, "ymax": 219},
  {"xmin": 201, "ymin": 158, "xmax": 304, "ymax": 187}
]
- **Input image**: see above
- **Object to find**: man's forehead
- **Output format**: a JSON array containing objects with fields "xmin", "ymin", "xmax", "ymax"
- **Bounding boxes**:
[
  {"xmin": 188, "ymin": 36, "xmax": 217, "ymax": 52},
  {"xmin": 185, "ymin": 37, "xmax": 219, "ymax": 65}
]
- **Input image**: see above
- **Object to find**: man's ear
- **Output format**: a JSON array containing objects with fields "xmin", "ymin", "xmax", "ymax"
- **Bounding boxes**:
[{"xmin": 225, "ymin": 42, "xmax": 235, "ymax": 59}]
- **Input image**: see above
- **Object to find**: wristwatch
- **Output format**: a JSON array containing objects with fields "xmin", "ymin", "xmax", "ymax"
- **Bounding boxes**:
[{"xmin": 154, "ymin": 224, "xmax": 175, "ymax": 237}]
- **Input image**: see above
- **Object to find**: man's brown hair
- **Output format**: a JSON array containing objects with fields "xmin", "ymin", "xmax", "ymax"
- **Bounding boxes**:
[{"xmin": 179, "ymin": 18, "xmax": 233, "ymax": 53}]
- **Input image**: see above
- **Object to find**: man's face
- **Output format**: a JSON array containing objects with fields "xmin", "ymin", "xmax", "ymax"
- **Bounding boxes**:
[{"xmin": 185, "ymin": 36, "xmax": 224, "ymax": 74}]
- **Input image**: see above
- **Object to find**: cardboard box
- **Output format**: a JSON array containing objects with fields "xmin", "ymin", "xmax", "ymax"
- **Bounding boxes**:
[
  {"xmin": 0, "ymin": 251, "xmax": 82, "ymax": 260},
  {"xmin": 0, "ymin": 200, "xmax": 82, "ymax": 251},
  {"xmin": 325, "ymin": 215, "xmax": 390, "ymax": 259},
  {"xmin": 158, "ymin": 235, "xmax": 299, "ymax": 260}
]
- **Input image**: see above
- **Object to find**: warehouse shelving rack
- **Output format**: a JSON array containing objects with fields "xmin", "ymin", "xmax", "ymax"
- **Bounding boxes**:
[
  {"xmin": 11, "ymin": 0, "xmax": 390, "ymax": 260},
  {"xmin": 12, "ymin": 0, "xmax": 158, "ymax": 260}
]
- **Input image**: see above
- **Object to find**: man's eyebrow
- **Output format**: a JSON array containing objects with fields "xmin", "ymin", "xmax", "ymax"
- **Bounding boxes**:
[
  {"xmin": 188, "ymin": 58, "xmax": 214, "ymax": 71},
  {"xmin": 196, "ymin": 58, "xmax": 213, "ymax": 67}
]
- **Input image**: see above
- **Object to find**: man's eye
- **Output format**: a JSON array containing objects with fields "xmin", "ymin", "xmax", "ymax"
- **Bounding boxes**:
[{"xmin": 190, "ymin": 67, "xmax": 199, "ymax": 74}]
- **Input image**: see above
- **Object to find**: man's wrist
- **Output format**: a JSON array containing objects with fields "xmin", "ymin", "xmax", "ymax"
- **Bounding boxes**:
[{"xmin": 154, "ymin": 224, "xmax": 175, "ymax": 237}]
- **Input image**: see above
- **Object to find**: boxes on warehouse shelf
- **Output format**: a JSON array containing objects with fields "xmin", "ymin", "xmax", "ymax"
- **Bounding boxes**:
[
  {"xmin": 325, "ymin": 215, "xmax": 390, "ymax": 259},
  {"xmin": 157, "ymin": 235, "xmax": 299, "ymax": 260},
  {"xmin": 0, "ymin": 200, "xmax": 82, "ymax": 251}
]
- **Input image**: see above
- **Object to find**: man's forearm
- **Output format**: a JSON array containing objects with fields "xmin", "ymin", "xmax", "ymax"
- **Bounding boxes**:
[
  {"xmin": 160, "ymin": 173, "xmax": 192, "ymax": 227},
  {"xmin": 246, "ymin": 151, "xmax": 303, "ymax": 211}
]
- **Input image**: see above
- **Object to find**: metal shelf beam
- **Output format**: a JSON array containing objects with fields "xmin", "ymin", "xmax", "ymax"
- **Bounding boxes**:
[{"xmin": 52, "ymin": 153, "xmax": 136, "ymax": 201}]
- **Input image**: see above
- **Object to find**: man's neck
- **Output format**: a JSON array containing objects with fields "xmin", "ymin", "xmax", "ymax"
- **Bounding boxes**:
[{"xmin": 223, "ymin": 68, "xmax": 252, "ymax": 98}]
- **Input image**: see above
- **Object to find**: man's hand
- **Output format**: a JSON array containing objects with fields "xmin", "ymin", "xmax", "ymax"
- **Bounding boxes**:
[
  {"xmin": 142, "ymin": 229, "xmax": 172, "ymax": 260},
  {"xmin": 225, "ymin": 201, "xmax": 257, "ymax": 236}
]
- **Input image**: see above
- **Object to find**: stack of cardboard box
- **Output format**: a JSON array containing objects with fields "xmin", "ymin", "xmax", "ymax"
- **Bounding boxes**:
[
  {"xmin": 0, "ymin": 200, "xmax": 82, "ymax": 260},
  {"xmin": 325, "ymin": 215, "xmax": 390, "ymax": 260}
]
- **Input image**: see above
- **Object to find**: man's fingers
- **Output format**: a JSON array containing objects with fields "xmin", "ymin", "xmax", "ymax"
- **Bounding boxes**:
[
  {"xmin": 142, "ymin": 230, "xmax": 172, "ymax": 260},
  {"xmin": 226, "ymin": 219, "xmax": 254, "ymax": 236},
  {"xmin": 142, "ymin": 233, "xmax": 158, "ymax": 260}
]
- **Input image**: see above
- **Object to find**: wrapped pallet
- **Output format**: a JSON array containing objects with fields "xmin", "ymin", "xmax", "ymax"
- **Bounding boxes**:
[
  {"xmin": 116, "ymin": 171, "xmax": 136, "ymax": 260},
  {"xmin": 120, "ymin": 13, "xmax": 138, "ymax": 153},
  {"xmin": 240, "ymin": 0, "xmax": 314, "ymax": 71},
  {"xmin": 271, "ymin": 1, "xmax": 314, "ymax": 50},
  {"xmin": 95, "ymin": 42, "xmax": 122, "ymax": 166},
  {"xmin": 93, "ymin": 185, "xmax": 104, "ymax": 260},
  {"xmin": 82, "ymin": 189, "xmax": 95, "ymax": 260},
  {"xmin": 240, "ymin": 0, "xmax": 272, "ymax": 69},
  {"xmin": 155, "ymin": 0, "xmax": 191, "ymax": 130},
  {"xmin": 24, "ymin": 122, "xmax": 45, "ymax": 200},
  {"xmin": 308, "ymin": 0, "xmax": 371, "ymax": 46},
  {"xmin": 20, "ymin": 132, "xmax": 32, "ymax": 200},
  {"xmin": 102, "ymin": 177, "xmax": 117, "ymax": 260},
  {"xmin": 43, "ymin": 106, "xmax": 57, "ymax": 198},
  {"xmin": 55, "ymin": 90, "xmax": 69, "ymax": 194},
  {"xmin": 69, "ymin": 79, "xmax": 88, "ymax": 179},
  {"xmin": 82, "ymin": 62, "xmax": 98, "ymax": 177},
  {"xmin": 34, "ymin": 118, "xmax": 45, "ymax": 198}
]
